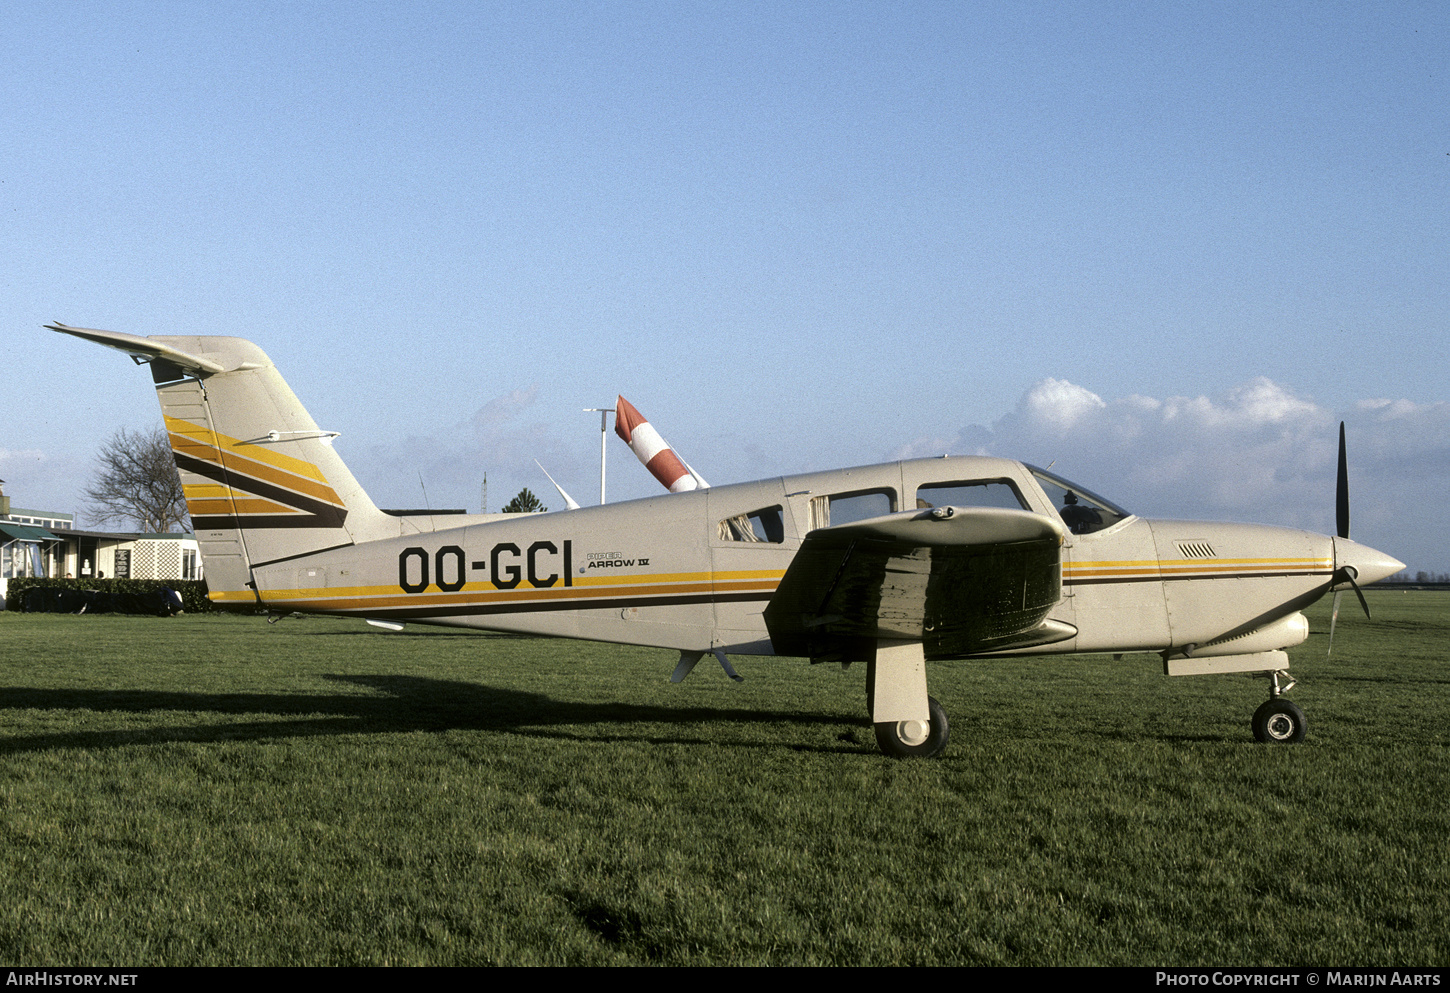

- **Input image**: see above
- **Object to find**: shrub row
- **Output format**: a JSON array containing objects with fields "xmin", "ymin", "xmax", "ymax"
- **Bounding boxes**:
[{"xmin": 4, "ymin": 577, "xmax": 213, "ymax": 614}]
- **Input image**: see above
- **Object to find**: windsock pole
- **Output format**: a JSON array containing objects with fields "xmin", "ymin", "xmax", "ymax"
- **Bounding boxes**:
[{"xmin": 614, "ymin": 396, "xmax": 707, "ymax": 493}]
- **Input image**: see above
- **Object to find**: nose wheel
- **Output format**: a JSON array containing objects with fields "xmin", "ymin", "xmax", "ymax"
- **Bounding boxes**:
[{"xmin": 1252, "ymin": 671, "xmax": 1306, "ymax": 743}]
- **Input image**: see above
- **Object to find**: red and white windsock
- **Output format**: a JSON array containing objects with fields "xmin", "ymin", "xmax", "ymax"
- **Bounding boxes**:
[{"xmin": 614, "ymin": 396, "xmax": 703, "ymax": 493}]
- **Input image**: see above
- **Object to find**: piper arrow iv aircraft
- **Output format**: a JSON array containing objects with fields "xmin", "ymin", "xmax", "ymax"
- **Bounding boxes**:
[{"xmin": 52, "ymin": 323, "xmax": 1405, "ymax": 757}]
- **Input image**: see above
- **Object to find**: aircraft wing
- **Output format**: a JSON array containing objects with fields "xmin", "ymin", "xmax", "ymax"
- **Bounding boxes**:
[{"xmin": 763, "ymin": 506, "xmax": 1075, "ymax": 663}]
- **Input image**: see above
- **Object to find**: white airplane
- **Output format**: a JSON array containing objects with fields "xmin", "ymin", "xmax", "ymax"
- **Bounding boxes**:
[{"xmin": 52, "ymin": 323, "xmax": 1404, "ymax": 757}]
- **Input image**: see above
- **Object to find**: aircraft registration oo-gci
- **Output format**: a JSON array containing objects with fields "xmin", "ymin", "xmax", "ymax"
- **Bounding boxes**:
[{"xmin": 53, "ymin": 323, "xmax": 1404, "ymax": 758}]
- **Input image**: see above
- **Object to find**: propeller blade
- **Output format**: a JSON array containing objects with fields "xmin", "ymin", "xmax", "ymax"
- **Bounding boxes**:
[
  {"xmin": 1344, "ymin": 566, "xmax": 1371, "ymax": 620},
  {"xmin": 1326, "ymin": 566, "xmax": 1370, "ymax": 659},
  {"xmin": 1327, "ymin": 428, "xmax": 1371, "ymax": 656},
  {"xmin": 1336, "ymin": 421, "xmax": 1350, "ymax": 540}
]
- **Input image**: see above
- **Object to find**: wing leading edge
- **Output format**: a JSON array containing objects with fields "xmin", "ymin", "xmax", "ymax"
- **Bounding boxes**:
[{"xmin": 763, "ymin": 506, "xmax": 1075, "ymax": 663}]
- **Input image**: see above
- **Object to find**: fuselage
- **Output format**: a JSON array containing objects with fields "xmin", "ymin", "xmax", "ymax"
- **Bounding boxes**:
[
  {"xmin": 245, "ymin": 455, "xmax": 1402, "ymax": 661},
  {"xmin": 53, "ymin": 323, "xmax": 1408, "ymax": 753}
]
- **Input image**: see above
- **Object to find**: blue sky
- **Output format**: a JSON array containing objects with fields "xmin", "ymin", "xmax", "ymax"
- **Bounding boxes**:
[{"xmin": 3, "ymin": 2, "xmax": 1446, "ymax": 570}]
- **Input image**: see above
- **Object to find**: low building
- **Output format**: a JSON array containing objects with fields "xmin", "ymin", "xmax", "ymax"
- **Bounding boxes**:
[{"xmin": 0, "ymin": 482, "xmax": 201, "ymax": 603}]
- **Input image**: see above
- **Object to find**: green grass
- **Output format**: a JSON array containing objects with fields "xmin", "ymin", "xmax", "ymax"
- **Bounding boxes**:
[{"xmin": 1, "ymin": 591, "xmax": 1446, "ymax": 965}]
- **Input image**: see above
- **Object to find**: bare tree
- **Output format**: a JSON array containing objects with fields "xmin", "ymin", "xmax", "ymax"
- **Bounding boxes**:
[{"xmin": 85, "ymin": 427, "xmax": 190, "ymax": 533}]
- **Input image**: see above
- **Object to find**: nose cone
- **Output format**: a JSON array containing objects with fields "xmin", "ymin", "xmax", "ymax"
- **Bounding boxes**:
[{"xmin": 1334, "ymin": 537, "xmax": 1406, "ymax": 586}]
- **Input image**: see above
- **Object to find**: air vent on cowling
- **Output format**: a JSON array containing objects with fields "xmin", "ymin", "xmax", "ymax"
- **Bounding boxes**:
[{"xmin": 1176, "ymin": 541, "xmax": 1216, "ymax": 559}]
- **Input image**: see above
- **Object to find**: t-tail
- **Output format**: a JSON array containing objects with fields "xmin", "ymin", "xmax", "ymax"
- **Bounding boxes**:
[{"xmin": 51, "ymin": 324, "xmax": 400, "ymax": 609}]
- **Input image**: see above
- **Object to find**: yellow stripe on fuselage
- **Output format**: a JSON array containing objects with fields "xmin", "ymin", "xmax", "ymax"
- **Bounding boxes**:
[
  {"xmin": 254, "ymin": 567, "xmax": 786, "ymax": 613},
  {"xmin": 1065, "ymin": 557, "xmax": 1331, "ymax": 580}
]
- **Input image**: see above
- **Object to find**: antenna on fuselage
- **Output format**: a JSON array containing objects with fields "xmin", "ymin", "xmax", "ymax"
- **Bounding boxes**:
[{"xmin": 417, "ymin": 472, "xmax": 435, "ymax": 531}]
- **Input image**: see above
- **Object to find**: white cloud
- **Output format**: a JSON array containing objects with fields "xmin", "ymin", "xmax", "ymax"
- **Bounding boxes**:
[
  {"xmin": 352, "ymin": 384, "xmax": 590, "ymax": 513},
  {"xmin": 896, "ymin": 377, "xmax": 1450, "ymax": 572},
  {"xmin": 470, "ymin": 386, "xmax": 540, "ymax": 431},
  {"xmin": 1021, "ymin": 378, "xmax": 1106, "ymax": 433},
  {"xmin": 0, "ymin": 447, "xmax": 49, "ymax": 472}
]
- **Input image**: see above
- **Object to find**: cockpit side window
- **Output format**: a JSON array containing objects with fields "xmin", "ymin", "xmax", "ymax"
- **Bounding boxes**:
[
  {"xmin": 914, "ymin": 479, "xmax": 1027, "ymax": 511},
  {"xmin": 719, "ymin": 505, "xmax": 786, "ymax": 543},
  {"xmin": 808, "ymin": 489, "xmax": 896, "ymax": 531},
  {"xmin": 1027, "ymin": 466, "xmax": 1131, "ymax": 535}
]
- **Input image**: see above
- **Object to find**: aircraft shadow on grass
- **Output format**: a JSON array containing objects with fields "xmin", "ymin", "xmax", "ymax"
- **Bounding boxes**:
[{"xmin": 0, "ymin": 676, "xmax": 853, "ymax": 756}]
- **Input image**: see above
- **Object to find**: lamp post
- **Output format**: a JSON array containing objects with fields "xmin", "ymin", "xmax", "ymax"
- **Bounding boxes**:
[{"xmin": 583, "ymin": 407, "xmax": 613, "ymax": 505}]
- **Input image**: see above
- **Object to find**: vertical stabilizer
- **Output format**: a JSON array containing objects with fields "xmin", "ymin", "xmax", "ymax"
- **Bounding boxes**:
[{"xmin": 51, "ymin": 324, "xmax": 395, "ymax": 608}]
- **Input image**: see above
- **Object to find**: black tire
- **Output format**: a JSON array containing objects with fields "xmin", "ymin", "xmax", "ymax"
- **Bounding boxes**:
[
  {"xmin": 874, "ymin": 695, "xmax": 950, "ymax": 758},
  {"xmin": 1252, "ymin": 698, "xmax": 1307, "ymax": 743}
]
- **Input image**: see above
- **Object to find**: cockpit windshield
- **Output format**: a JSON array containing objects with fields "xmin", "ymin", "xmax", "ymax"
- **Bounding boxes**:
[{"xmin": 1026, "ymin": 465, "xmax": 1131, "ymax": 536}]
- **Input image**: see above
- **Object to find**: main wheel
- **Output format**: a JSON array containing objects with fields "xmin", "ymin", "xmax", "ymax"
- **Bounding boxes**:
[
  {"xmin": 874, "ymin": 695, "xmax": 950, "ymax": 758},
  {"xmin": 1252, "ymin": 698, "xmax": 1307, "ymax": 743}
]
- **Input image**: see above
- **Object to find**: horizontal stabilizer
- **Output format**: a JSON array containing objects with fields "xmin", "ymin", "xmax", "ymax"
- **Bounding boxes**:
[{"xmin": 47, "ymin": 323, "xmax": 227, "ymax": 376}]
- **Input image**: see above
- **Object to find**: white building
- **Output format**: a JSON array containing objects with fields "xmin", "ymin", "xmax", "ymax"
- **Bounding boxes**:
[{"xmin": 0, "ymin": 482, "xmax": 201, "ymax": 604}]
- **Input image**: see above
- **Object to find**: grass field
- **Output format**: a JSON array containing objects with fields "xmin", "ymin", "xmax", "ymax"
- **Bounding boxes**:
[{"xmin": 1, "ymin": 590, "xmax": 1446, "ymax": 965}]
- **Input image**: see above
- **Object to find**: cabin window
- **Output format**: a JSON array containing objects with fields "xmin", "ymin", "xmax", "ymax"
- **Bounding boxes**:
[
  {"xmin": 808, "ymin": 489, "xmax": 896, "ymax": 531},
  {"xmin": 1027, "ymin": 466, "xmax": 1131, "ymax": 535},
  {"xmin": 719, "ymin": 506, "xmax": 786, "ymax": 543},
  {"xmin": 914, "ymin": 479, "xmax": 1027, "ymax": 511}
]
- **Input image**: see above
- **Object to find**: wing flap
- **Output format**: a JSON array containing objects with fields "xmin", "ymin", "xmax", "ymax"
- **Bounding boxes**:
[{"xmin": 764, "ymin": 506, "xmax": 1074, "ymax": 661}]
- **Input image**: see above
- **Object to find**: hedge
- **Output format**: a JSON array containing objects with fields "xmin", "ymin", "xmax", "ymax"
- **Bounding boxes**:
[{"xmin": 4, "ymin": 577, "xmax": 214, "ymax": 614}]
